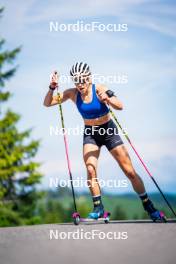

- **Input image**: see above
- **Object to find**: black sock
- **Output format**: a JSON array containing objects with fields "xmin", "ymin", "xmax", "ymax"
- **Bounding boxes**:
[
  {"xmin": 143, "ymin": 199, "xmax": 157, "ymax": 213},
  {"xmin": 92, "ymin": 195, "xmax": 103, "ymax": 208},
  {"xmin": 139, "ymin": 193, "xmax": 157, "ymax": 213},
  {"xmin": 139, "ymin": 192, "xmax": 149, "ymax": 203}
]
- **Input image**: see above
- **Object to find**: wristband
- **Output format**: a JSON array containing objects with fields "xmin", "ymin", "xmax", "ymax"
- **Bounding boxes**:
[
  {"xmin": 105, "ymin": 90, "xmax": 115, "ymax": 98},
  {"xmin": 49, "ymin": 84, "xmax": 56, "ymax": 91}
]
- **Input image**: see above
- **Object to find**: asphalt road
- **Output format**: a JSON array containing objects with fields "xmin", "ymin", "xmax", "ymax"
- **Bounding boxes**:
[{"xmin": 0, "ymin": 221, "xmax": 176, "ymax": 264}]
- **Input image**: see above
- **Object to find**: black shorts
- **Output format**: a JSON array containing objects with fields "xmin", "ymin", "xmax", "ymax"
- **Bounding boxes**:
[{"xmin": 83, "ymin": 119, "xmax": 124, "ymax": 151}]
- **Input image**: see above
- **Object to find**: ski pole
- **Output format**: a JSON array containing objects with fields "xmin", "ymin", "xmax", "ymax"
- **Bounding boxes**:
[
  {"xmin": 57, "ymin": 89, "xmax": 78, "ymax": 213},
  {"xmin": 110, "ymin": 108, "xmax": 176, "ymax": 218}
]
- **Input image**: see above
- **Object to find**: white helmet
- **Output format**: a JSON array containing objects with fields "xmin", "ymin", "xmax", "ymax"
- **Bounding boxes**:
[{"xmin": 70, "ymin": 62, "xmax": 91, "ymax": 78}]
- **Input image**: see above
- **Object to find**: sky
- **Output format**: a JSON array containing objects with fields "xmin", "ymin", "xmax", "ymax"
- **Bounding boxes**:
[{"xmin": 1, "ymin": 0, "xmax": 176, "ymax": 194}]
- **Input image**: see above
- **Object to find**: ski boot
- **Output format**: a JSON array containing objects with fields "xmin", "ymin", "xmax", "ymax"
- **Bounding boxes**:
[
  {"xmin": 143, "ymin": 200, "xmax": 167, "ymax": 222},
  {"xmin": 149, "ymin": 210, "xmax": 167, "ymax": 222},
  {"xmin": 88, "ymin": 205, "xmax": 104, "ymax": 220}
]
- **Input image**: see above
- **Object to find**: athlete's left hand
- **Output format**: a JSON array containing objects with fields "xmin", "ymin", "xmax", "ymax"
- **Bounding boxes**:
[{"xmin": 97, "ymin": 91, "xmax": 110, "ymax": 104}]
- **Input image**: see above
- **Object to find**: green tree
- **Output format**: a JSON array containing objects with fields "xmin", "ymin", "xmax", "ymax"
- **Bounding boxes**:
[{"xmin": 0, "ymin": 7, "xmax": 43, "ymax": 226}]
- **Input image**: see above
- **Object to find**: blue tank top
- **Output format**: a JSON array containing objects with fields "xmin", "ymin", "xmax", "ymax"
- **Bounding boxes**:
[{"xmin": 76, "ymin": 84, "xmax": 109, "ymax": 119}]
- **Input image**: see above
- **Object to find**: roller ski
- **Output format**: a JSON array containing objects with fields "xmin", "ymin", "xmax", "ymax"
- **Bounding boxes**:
[
  {"xmin": 143, "ymin": 199, "xmax": 167, "ymax": 223},
  {"xmin": 72, "ymin": 210, "xmax": 111, "ymax": 225},
  {"xmin": 149, "ymin": 210, "xmax": 167, "ymax": 222}
]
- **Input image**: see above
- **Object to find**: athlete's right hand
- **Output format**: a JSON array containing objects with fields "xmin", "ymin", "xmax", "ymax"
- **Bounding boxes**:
[{"xmin": 49, "ymin": 71, "xmax": 59, "ymax": 89}]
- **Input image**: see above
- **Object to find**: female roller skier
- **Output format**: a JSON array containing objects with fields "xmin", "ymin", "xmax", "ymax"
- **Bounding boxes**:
[{"xmin": 44, "ymin": 62, "xmax": 164, "ymax": 221}]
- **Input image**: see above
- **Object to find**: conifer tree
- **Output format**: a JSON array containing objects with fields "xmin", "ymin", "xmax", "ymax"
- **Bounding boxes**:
[{"xmin": 0, "ymin": 7, "xmax": 43, "ymax": 226}]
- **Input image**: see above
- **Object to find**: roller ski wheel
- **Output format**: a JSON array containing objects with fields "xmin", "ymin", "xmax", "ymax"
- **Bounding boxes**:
[
  {"xmin": 103, "ymin": 211, "xmax": 111, "ymax": 224},
  {"xmin": 150, "ymin": 211, "xmax": 167, "ymax": 223},
  {"xmin": 72, "ymin": 212, "xmax": 80, "ymax": 225}
]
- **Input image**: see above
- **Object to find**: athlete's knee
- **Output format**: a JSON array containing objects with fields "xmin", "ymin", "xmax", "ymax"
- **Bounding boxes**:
[
  {"xmin": 86, "ymin": 164, "xmax": 96, "ymax": 178},
  {"xmin": 124, "ymin": 167, "xmax": 136, "ymax": 180}
]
